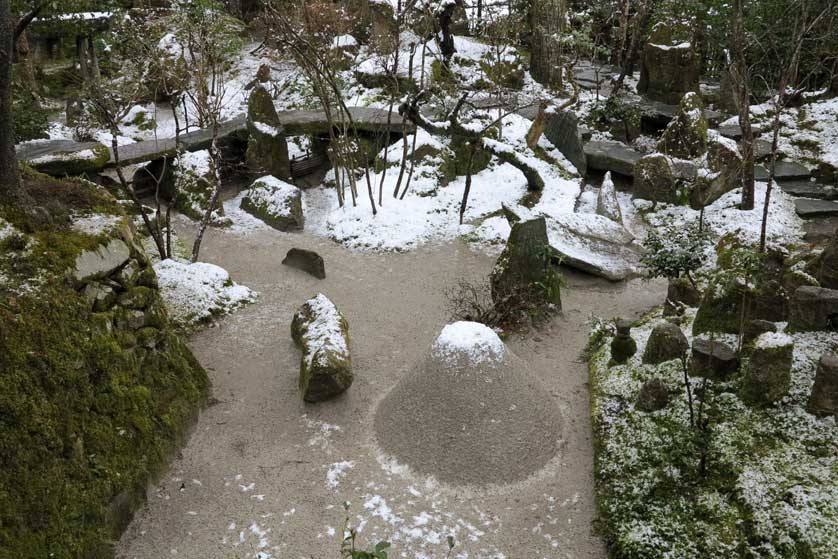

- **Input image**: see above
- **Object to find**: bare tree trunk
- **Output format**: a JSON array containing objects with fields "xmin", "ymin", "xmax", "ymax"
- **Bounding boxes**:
[
  {"xmin": 15, "ymin": 28, "xmax": 39, "ymax": 103},
  {"xmin": 612, "ymin": 0, "xmax": 652, "ymax": 96},
  {"xmin": 77, "ymin": 35, "xmax": 90, "ymax": 82},
  {"xmin": 88, "ymin": 36, "xmax": 101, "ymax": 81},
  {"xmin": 191, "ymin": 128, "xmax": 223, "ymax": 262},
  {"xmin": 529, "ymin": 0, "xmax": 565, "ymax": 88},
  {"xmin": 110, "ymin": 126, "xmax": 167, "ymax": 259},
  {"xmin": 731, "ymin": 0, "xmax": 755, "ymax": 210},
  {"xmin": 0, "ymin": 0, "xmax": 24, "ymax": 205}
]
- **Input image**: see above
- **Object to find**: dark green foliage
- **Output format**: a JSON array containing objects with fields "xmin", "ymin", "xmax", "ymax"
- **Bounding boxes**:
[{"xmin": 641, "ymin": 222, "xmax": 710, "ymax": 282}]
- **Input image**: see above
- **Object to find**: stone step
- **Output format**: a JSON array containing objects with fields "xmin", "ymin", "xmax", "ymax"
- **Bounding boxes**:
[
  {"xmin": 777, "ymin": 180, "xmax": 836, "ymax": 199},
  {"xmin": 583, "ymin": 140, "xmax": 643, "ymax": 177},
  {"xmin": 795, "ymin": 198, "xmax": 838, "ymax": 218},
  {"xmin": 755, "ymin": 161, "xmax": 811, "ymax": 181}
]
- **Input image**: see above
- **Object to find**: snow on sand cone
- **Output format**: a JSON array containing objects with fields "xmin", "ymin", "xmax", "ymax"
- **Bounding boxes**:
[{"xmin": 374, "ymin": 322, "xmax": 562, "ymax": 486}]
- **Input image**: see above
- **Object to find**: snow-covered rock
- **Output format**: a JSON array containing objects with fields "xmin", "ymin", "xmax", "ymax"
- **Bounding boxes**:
[
  {"xmin": 153, "ymin": 259, "xmax": 255, "ymax": 327},
  {"xmin": 241, "ymin": 175, "xmax": 304, "ymax": 232},
  {"xmin": 291, "ymin": 293, "xmax": 352, "ymax": 402}
]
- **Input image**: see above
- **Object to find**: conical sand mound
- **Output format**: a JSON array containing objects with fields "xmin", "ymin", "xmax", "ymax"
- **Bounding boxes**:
[{"xmin": 374, "ymin": 322, "xmax": 562, "ymax": 486}]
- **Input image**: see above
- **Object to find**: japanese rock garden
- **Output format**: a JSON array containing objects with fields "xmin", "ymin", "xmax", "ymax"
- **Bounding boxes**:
[{"xmin": 1, "ymin": 0, "xmax": 837, "ymax": 558}]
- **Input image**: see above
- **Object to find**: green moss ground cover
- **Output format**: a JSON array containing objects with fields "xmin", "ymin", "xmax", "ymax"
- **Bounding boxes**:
[{"xmin": 589, "ymin": 310, "xmax": 837, "ymax": 559}]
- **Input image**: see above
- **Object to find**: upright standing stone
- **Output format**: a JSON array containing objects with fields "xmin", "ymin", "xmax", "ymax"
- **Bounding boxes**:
[
  {"xmin": 741, "ymin": 332, "xmax": 794, "ymax": 405},
  {"xmin": 543, "ymin": 109, "xmax": 587, "ymax": 175},
  {"xmin": 636, "ymin": 23, "xmax": 701, "ymax": 105},
  {"xmin": 490, "ymin": 217, "xmax": 561, "ymax": 310},
  {"xmin": 657, "ymin": 92, "xmax": 708, "ymax": 160},
  {"xmin": 246, "ymin": 66, "xmax": 291, "ymax": 180},
  {"xmin": 808, "ymin": 353, "xmax": 838, "ymax": 417},
  {"xmin": 596, "ymin": 172, "xmax": 622, "ymax": 224}
]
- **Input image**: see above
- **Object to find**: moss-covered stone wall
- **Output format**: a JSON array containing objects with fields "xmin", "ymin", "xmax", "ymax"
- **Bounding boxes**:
[{"xmin": 0, "ymin": 172, "xmax": 208, "ymax": 559}]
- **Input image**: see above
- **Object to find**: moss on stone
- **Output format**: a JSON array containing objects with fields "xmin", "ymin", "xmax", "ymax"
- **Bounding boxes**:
[{"xmin": 0, "ymin": 177, "xmax": 207, "ymax": 559}]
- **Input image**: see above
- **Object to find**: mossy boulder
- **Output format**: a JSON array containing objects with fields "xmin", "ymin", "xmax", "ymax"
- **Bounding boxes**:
[
  {"xmin": 246, "ymin": 84, "xmax": 290, "ymax": 180},
  {"xmin": 29, "ymin": 143, "xmax": 111, "ymax": 176},
  {"xmin": 291, "ymin": 293, "xmax": 353, "ymax": 402},
  {"xmin": 490, "ymin": 217, "xmax": 562, "ymax": 312},
  {"xmin": 657, "ymin": 92, "xmax": 708, "ymax": 160},
  {"xmin": 690, "ymin": 133, "xmax": 743, "ymax": 209},
  {"xmin": 806, "ymin": 228, "xmax": 838, "ymax": 289},
  {"xmin": 642, "ymin": 321, "xmax": 688, "ymax": 365},
  {"xmin": 636, "ymin": 378, "xmax": 670, "ymax": 412},
  {"xmin": 241, "ymin": 176, "xmax": 304, "ymax": 232},
  {"xmin": 741, "ymin": 332, "xmax": 794, "ymax": 405},
  {"xmin": 634, "ymin": 153, "xmax": 682, "ymax": 204}
]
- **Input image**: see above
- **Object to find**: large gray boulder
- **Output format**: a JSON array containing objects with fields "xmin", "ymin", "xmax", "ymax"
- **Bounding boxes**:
[
  {"xmin": 642, "ymin": 321, "xmax": 689, "ymax": 365},
  {"xmin": 282, "ymin": 248, "xmax": 325, "ymax": 279},
  {"xmin": 636, "ymin": 23, "xmax": 701, "ymax": 105},
  {"xmin": 544, "ymin": 212, "xmax": 643, "ymax": 281},
  {"xmin": 584, "ymin": 140, "xmax": 642, "ymax": 177},
  {"xmin": 500, "ymin": 206, "xmax": 644, "ymax": 281},
  {"xmin": 741, "ymin": 332, "xmax": 794, "ymax": 405},
  {"xmin": 543, "ymin": 109, "xmax": 587, "ymax": 175},
  {"xmin": 808, "ymin": 353, "xmax": 838, "ymax": 417},
  {"xmin": 291, "ymin": 293, "xmax": 352, "ymax": 402},
  {"xmin": 241, "ymin": 176, "xmax": 304, "ymax": 232}
]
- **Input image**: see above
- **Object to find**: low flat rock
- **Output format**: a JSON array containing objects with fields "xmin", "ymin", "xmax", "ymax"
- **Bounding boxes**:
[
  {"xmin": 795, "ymin": 199, "xmax": 838, "ymax": 218},
  {"xmin": 636, "ymin": 98, "xmax": 725, "ymax": 128},
  {"xmin": 545, "ymin": 212, "xmax": 644, "ymax": 281},
  {"xmin": 778, "ymin": 180, "xmax": 837, "ymax": 199},
  {"xmin": 584, "ymin": 140, "xmax": 643, "ymax": 177},
  {"xmin": 755, "ymin": 161, "xmax": 811, "ymax": 181}
]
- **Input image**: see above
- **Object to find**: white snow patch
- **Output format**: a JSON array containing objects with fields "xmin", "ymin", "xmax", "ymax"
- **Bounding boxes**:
[{"xmin": 432, "ymin": 321, "xmax": 506, "ymax": 365}]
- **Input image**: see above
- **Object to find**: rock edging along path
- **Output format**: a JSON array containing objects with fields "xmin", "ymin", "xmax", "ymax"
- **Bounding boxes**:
[
  {"xmin": 16, "ymin": 107, "xmax": 413, "ymax": 173},
  {"xmin": 115, "ymin": 217, "xmax": 665, "ymax": 558}
]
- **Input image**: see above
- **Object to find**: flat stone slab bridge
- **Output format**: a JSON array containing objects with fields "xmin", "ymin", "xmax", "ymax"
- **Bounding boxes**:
[{"xmin": 16, "ymin": 107, "xmax": 412, "ymax": 172}]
